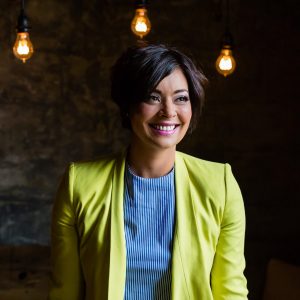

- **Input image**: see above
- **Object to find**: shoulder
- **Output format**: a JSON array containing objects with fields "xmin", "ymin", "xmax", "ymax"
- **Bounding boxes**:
[
  {"xmin": 175, "ymin": 152, "xmax": 244, "ymax": 225},
  {"xmin": 176, "ymin": 151, "xmax": 226, "ymax": 175},
  {"xmin": 72, "ymin": 152, "xmax": 120, "ymax": 174},
  {"xmin": 175, "ymin": 151, "xmax": 236, "ymax": 199},
  {"xmin": 68, "ymin": 152, "xmax": 124, "ymax": 190}
]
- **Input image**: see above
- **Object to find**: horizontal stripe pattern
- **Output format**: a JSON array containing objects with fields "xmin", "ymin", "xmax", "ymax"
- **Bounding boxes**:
[{"xmin": 124, "ymin": 165, "xmax": 175, "ymax": 300}]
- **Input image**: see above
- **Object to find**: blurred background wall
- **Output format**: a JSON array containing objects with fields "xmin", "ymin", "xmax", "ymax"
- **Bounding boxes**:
[{"xmin": 0, "ymin": 0, "xmax": 299, "ymax": 299}]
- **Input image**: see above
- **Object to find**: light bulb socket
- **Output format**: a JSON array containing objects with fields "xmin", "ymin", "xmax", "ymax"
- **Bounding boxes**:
[
  {"xmin": 134, "ymin": 0, "xmax": 148, "ymax": 9},
  {"xmin": 221, "ymin": 31, "xmax": 234, "ymax": 49},
  {"xmin": 16, "ymin": 9, "xmax": 31, "ymax": 32}
]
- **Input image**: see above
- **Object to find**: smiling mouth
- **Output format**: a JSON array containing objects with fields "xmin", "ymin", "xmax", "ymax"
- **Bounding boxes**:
[
  {"xmin": 149, "ymin": 124, "xmax": 180, "ymax": 134},
  {"xmin": 150, "ymin": 124, "xmax": 179, "ymax": 131}
]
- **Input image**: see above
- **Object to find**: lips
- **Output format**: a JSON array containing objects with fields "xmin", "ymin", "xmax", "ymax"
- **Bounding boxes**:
[
  {"xmin": 151, "ymin": 124, "xmax": 177, "ymax": 131},
  {"xmin": 149, "ymin": 123, "xmax": 179, "ymax": 135}
]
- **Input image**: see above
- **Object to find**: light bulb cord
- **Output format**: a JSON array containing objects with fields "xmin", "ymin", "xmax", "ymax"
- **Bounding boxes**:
[
  {"xmin": 222, "ymin": 0, "xmax": 233, "ymax": 47},
  {"xmin": 17, "ymin": 0, "xmax": 30, "ymax": 32},
  {"xmin": 19, "ymin": 0, "xmax": 26, "ymax": 22},
  {"xmin": 135, "ymin": 0, "xmax": 147, "ymax": 9},
  {"xmin": 225, "ymin": 0, "xmax": 230, "ymax": 32}
]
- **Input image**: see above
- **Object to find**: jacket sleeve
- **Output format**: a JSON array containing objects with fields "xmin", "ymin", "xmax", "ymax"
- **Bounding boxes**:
[
  {"xmin": 48, "ymin": 163, "xmax": 85, "ymax": 300},
  {"xmin": 211, "ymin": 164, "xmax": 248, "ymax": 300}
]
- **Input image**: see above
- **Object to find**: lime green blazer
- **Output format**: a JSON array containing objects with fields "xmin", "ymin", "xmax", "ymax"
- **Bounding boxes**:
[{"xmin": 49, "ymin": 151, "xmax": 248, "ymax": 300}]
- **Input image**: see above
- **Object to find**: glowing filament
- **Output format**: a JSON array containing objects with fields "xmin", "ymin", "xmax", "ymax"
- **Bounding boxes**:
[
  {"xmin": 135, "ymin": 19, "xmax": 148, "ymax": 33},
  {"xmin": 17, "ymin": 42, "xmax": 30, "ymax": 55},
  {"xmin": 219, "ymin": 56, "xmax": 233, "ymax": 70}
]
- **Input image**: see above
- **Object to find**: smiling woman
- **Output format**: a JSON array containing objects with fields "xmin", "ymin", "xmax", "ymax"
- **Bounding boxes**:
[
  {"xmin": 49, "ymin": 43, "xmax": 248, "ymax": 300},
  {"xmin": 129, "ymin": 68, "xmax": 192, "ymax": 173}
]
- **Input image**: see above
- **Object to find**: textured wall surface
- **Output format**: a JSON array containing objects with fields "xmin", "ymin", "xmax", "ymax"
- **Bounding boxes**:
[{"xmin": 0, "ymin": 0, "xmax": 299, "ymax": 299}]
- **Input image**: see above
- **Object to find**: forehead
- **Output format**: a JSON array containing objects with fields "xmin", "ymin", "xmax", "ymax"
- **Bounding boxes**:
[{"xmin": 155, "ymin": 68, "xmax": 188, "ymax": 92}]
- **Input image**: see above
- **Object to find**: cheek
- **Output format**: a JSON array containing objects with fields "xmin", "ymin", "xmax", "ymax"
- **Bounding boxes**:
[
  {"xmin": 180, "ymin": 105, "xmax": 192, "ymax": 123},
  {"xmin": 130, "ymin": 104, "xmax": 156, "ymax": 129},
  {"xmin": 136, "ymin": 103, "xmax": 158, "ymax": 119}
]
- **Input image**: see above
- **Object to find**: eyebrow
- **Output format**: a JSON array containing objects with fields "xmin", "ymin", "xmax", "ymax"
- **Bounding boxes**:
[{"xmin": 152, "ymin": 88, "xmax": 189, "ymax": 94}]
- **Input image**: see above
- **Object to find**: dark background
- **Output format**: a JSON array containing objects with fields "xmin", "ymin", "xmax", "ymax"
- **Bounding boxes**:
[{"xmin": 0, "ymin": 0, "xmax": 299, "ymax": 299}]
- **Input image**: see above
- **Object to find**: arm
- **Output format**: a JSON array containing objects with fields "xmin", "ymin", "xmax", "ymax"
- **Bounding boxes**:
[
  {"xmin": 211, "ymin": 164, "xmax": 248, "ymax": 300},
  {"xmin": 48, "ymin": 164, "xmax": 85, "ymax": 300}
]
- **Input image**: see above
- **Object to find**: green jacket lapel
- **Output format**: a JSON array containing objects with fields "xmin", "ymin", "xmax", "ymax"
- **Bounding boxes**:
[
  {"xmin": 108, "ymin": 152, "xmax": 127, "ymax": 299},
  {"xmin": 172, "ymin": 152, "xmax": 195, "ymax": 299}
]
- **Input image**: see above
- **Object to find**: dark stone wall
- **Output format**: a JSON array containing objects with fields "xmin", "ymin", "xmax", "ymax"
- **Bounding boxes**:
[{"xmin": 0, "ymin": 0, "xmax": 299, "ymax": 299}]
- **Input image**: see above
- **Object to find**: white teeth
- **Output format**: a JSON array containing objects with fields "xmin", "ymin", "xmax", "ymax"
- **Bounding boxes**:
[{"xmin": 153, "ymin": 125, "xmax": 176, "ymax": 131}]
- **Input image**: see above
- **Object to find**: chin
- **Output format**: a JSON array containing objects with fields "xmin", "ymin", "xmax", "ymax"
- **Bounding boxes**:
[{"xmin": 150, "ymin": 137, "xmax": 183, "ymax": 151}]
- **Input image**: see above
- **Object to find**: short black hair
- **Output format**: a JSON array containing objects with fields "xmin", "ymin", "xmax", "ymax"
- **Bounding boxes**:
[{"xmin": 111, "ymin": 43, "xmax": 208, "ymax": 131}]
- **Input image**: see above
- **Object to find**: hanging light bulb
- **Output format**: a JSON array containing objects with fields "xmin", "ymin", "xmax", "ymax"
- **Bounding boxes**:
[
  {"xmin": 13, "ymin": 0, "xmax": 34, "ymax": 63},
  {"xmin": 216, "ymin": 35, "xmax": 236, "ymax": 77},
  {"xmin": 131, "ymin": 0, "xmax": 151, "ymax": 39},
  {"xmin": 216, "ymin": 0, "xmax": 236, "ymax": 77},
  {"xmin": 13, "ymin": 32, "xmax": 34, "ymax": 63}
]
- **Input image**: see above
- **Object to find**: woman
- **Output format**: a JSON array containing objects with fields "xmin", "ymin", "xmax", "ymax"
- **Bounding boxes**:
[{"xmin": 49, "ymin": 44, "xmax": 248, "ymax": 300}]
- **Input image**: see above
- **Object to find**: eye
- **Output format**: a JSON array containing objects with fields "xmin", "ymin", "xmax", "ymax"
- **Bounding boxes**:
[
  {"xmin": 147, "ymin": 94, "xmax": 161, "ymax": 103},
  {"xmin": 175, "ymin": 95, "xmax": 190, "ymax": 102}
]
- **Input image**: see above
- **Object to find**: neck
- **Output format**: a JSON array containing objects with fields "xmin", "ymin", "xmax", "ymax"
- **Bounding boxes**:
[{"xmin": 127, "ymin": 143, "xmax": 176, "ymax": 178}]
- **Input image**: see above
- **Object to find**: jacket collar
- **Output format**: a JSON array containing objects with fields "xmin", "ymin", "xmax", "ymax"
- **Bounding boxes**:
[{"xmin": 108, "ymin": 152, "xmax": 127, "ymax": 299}]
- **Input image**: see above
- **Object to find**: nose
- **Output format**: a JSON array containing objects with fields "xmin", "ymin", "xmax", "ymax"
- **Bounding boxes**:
[{"xmin": 160, "ymin": 99, "xmax": 177, "ymax": 118}]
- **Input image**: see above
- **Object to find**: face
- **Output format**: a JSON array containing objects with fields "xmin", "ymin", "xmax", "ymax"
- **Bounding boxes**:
[{"xmin": 130, "ymin": 68, "xmax": 192, "ymax": 152}]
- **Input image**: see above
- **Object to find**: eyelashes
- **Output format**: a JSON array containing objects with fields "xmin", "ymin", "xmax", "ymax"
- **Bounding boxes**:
[
  {"xmin": 148, "ymin": 95, "xmax": 160, "ymax": 102},
  {"xmin": 176, "ymin": 96, "xmax": 189, "ymax": 102},
  {"xmin": 146, "ymin": 94, "xmax": 190, "ymax": 103}
]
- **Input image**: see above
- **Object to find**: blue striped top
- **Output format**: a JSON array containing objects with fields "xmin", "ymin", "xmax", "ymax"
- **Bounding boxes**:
[{"xmin": 124, "ymin": 165, "xmax": 175, "ymax": 300}]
